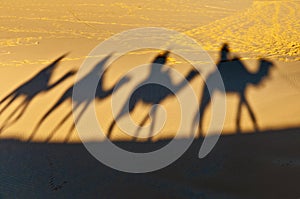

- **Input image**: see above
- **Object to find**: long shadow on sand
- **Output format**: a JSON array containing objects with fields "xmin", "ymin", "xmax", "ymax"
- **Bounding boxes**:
[
  {"xmin": 107, "ymin": 51, "xmax": 198, "ymax": 141},
  {"xmin": 194, "ymin": 43, "xmax": 274, "ymax": 136},
  {"xmin": 0, "ymin": 54, "xmax": 75, "ymax": 133},
  {"xmin": 0, "ymin": 127, "xmax": 299, "ymax": 198},
  {"xmin": 28, "ymin": 54, "xmax": 130, "ymax": 142}
]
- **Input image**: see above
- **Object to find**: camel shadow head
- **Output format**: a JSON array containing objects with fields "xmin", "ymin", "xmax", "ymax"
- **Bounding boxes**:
[
  {"xmin": 257, "ymin": 58, "xmax": 274, "ymax": 83},
  {"xmin": 44, "ymin": 53, "xmax": 69, "ymax": 75},
  {"xmin": 118, "ymin": 75, "xmax": 131, "ymax": 88}
]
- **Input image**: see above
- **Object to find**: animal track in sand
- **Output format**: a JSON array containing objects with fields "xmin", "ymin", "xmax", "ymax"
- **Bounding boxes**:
[{"xmin": 47, "ymin": 156, "xmax": 68, "ymax": 191}]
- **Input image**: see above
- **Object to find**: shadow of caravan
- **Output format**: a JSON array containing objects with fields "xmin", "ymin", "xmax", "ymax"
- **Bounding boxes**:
[{"xmin": 29, "ymin": 54, "xmax": 129, "ymax": 142}]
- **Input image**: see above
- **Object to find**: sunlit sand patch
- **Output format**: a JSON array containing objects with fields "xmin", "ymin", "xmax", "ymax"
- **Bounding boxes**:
[
  {"xmin": 0, "ymin": 0, "xmax": 299, "ymax": 143},
  {"xmin": 186, "ymin": 1, "xmax": 300, "ymax": 62}
]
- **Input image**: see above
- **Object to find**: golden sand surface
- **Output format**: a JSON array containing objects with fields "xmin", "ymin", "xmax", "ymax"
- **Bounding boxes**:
[
  {"xmin": 0, "ymin": 1, "xmax": 300, "ymax": 198},
  {"xmin": 0, "ymin": 0, "xmax": 299, "ymax": 142}
]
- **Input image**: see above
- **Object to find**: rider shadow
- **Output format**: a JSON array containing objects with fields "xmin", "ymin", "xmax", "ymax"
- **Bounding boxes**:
[
  {"xmin": 0, "ymin": 54, "xmax": 75, "ymax": 133},
  {"xmin": 29, "ymin": 54, "xmax": 130, "ymax": 142},
  {"xmin": 107, "ymin": 51, "xmax": 199, "ymax": 141},
  {"xmin": 195, "ymin": 43, "xmax": 274, "ymax": 136}
]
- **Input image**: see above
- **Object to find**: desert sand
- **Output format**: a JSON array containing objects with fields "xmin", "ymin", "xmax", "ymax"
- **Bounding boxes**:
[{"xmin": 0, "ymin": 0, "xmax": 299, "ymax": 198}]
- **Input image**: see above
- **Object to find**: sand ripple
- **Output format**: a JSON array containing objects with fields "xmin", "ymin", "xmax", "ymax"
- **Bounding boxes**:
[{"xmin": 186, "ymin": 1, "xmax": 300, "ymax": 62}]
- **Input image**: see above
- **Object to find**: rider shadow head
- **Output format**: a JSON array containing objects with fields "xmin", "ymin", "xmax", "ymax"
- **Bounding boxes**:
[
  {"xmin": 196, "ymin": 44, "xmax": 274, "ymax": 136},
  {"xmin": 220, "ymin": 43, "xmax": 231, "ymax": 62},
  {"xmin": 153, "ymin": 50, "xmax": 170, "ymax": 65}
]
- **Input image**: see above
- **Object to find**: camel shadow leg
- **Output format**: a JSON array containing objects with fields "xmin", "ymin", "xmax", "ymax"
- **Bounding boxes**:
[
  {"xmin": 148, "ymin": 106, "xmax": 158, "ymax": 142},
  {"xmin": 107, "ymin": 120, "xmax": 116, "ymax": 139},
  {"xmin": 243, "ymin": 97, "xmax": 259, "ymax": 132},
  {"xmin": 29, "ymin": 98, "xmax": 66, "ymax": 141},
  {"xmin": 44, "ymin": 103, "xmax": 81, "ymax": 143},
  {"xmin": 0, "ymin": 98, "xmax": 28, "ymax": 133},
  {"xmin": 0, "ymin": 94, "xmax": 18, "ymax": 115},
  {"xmin": 44, "ymin": 110, "xmax": 73, "ymax": 142},
  {"xmin": 64, "ymin": 102, "xmax": 89, "ymax": 143},
  {"xmin": 236, "ymin": 96, "xmax": 243, "ymax": 133},
  {"xmin": 132, "ymin": 113, "xmax": 149, "ymax": 141},
  {"xmin": 197, "ymin": 86, "xmax": 211, "ymax": 137},
  {"xmin": 107, "ymin": 100, "xmax": 137, "ymax": 139},
  {"xmin": 2, "ymin": 101, "xmax": 30, "ymax": 131}
]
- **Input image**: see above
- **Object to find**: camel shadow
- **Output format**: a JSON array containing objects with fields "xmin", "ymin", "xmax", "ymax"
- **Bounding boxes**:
[
  {"xmin": 0, "ymin": 54, "xmax": 75, "ymax": 133},
  {"xmin": 28, "ymin": 54, "xmax": 130, "ymax": 142},
  {"xmin": 195, "ymin": 43, "xmax": 274, "ymax": 135},
  {"xmin": 107, "ymin": 51, "xmax": 199, "ymax": 141}
]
